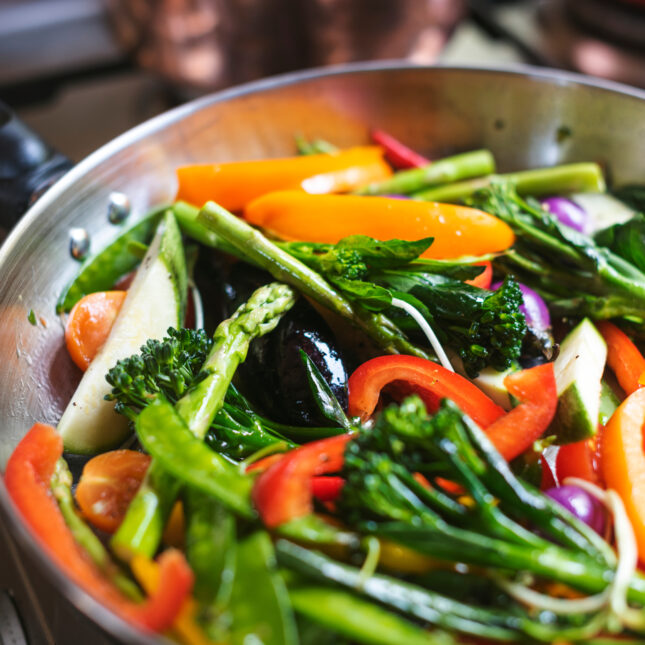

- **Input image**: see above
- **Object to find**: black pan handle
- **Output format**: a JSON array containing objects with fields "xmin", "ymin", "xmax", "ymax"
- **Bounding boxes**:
[{"xmin": 0, "ymin": 101, "xmax": 73, "ymax": 234}]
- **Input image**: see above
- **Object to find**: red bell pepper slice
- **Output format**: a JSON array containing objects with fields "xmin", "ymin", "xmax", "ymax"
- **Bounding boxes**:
[
  {"xmin": 347, "ymin": 355, "xmax": 505, "ymax": 428},
  {"xmin": 465, "ymin": 261, "xmax": 493, "ymax": 290},
  {"xmin": 370, "ymin": 129, "xmax": 431, "ymax": 169},
  {"xmin": 252, "ymin": 434, "xmax": 352, "ymax": 528},
  {"xmin": 311, "ymin": 476, "xmax": 345, "ymax": 502},
  {"xmin": 4, "ymin": 423, "xmax": 193, "ymax": 633},
  {"xmin": 596, "ymin": 320, "xmax": 645, "ymax": 395},
  {"xmin": 484, "ymin": 363, "xmax": 557, "ymax": 462}
]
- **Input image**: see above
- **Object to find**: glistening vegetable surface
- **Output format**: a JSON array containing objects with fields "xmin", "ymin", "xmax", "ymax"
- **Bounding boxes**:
[{"xmin": 6, "ymin": 132, "xmax": 645, "ymax": 644}]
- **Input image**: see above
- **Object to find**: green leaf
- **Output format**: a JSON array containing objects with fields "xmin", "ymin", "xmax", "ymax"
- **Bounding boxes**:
[
  {"xmin": 300, "ymin": 350, "xmax": 353, "ymax": 431},
  {"xmin": 329, "ymin": 276, "xmax": 392, "ymax": 311},
  {"xmin": 612, "ymin": 184, "xmax": 645, "ymax": 213},
  {"xmin": 278, "ymin": 235, "xmax": 434, "ymax": 282},
  {"xmin": 332, "ymin": 235, "xmax": 434, "ymax": 268},
  {"xmin": 594, "ymin": 213, "xmax": 645, "ymax": 273}
]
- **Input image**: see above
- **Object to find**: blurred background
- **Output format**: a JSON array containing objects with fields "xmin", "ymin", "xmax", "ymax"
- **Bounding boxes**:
[{"xmin": 1, "ymin": 0, "xmax": 645, "ymax": 162}]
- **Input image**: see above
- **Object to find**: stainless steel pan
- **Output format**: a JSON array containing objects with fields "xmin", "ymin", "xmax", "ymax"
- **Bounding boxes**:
[{"xmin": 1, "ymin": 62, "xmax": 645, "ymax": 644}]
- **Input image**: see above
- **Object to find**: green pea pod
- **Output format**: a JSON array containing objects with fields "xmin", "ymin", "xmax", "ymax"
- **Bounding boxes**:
[
  {"xmin": 228, "ymin": 530, "xmax": 299, "ymax": 645},
  {"xmin": 184, "ymin": 488, "xmax": 236, "ymax": 606},
  {"xmin": 56, "ymin": 207, "xmax": 164, "ymax": 313},
  {"xmin": 289, "ymin": 586, "xmax": 453, "ymax": 645},
  {"xmin": 135, "ymin": 396, "xmax": 255, "ymax": 518}
]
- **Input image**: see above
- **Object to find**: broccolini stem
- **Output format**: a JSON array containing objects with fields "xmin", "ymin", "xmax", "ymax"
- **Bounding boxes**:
[
  {"xmin": 412, "ymin": 163, "xmax": 604, "ymax": 202},
  {"xmin": 50, "ymin": 459, "xmax": 142, "ymax": 601},
  {"xmin": 353, "ymin": 150, "xmax": 495, "ymax": 196},
  {"xmin": 198, "ymin": 201, "xmax": 430, "ymax": 360},
  {"xmin": 276, "ymin": 540, "xmax": 519, "ymax": 641},
  {"xmin": 112, "ymin": 283, "xmax": 297, "ymax": 561}
]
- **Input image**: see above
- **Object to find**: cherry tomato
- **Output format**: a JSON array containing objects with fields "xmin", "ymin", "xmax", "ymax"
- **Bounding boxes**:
[
  {"xmin": 65, "ymin": 291, "xmax": 126, "ymax": 370},
  {"xmin": 76, "ymin": 450, "xmax": 151, "ymax": 533}
]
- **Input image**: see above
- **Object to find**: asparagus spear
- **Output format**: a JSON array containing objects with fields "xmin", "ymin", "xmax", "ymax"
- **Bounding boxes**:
[
  {"xmin": 353, "ymin": 149, "xmax": 495, "ymax": 196},
  {"xmin": 111, "ymin": 282, "xmax": 297, "ymax": 561},
  {"xmin": 197, "ymin": 201, "xmax": 430, "ymax": 360},
  {"xmin": 413, "ymin": 163, "xmax": 605, "ymax": 202},
  {"xmin": 50, "ymin": 459, "xmax": 142, "ymax": 601}
]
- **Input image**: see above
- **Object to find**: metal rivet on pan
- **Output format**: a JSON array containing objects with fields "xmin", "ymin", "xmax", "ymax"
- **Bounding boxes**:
[
  {"xmin": 107, "ymin": 192, "xmax": 131, "ymax": 224},
  {"xmin": 69, "ymin": 227, "xmax": 90, "ymax": 260}
]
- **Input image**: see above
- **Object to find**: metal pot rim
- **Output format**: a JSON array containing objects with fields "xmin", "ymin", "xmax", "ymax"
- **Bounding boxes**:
[{"xmin": 1, "ymin": 60, "xmax": 645, "ymax": 644}]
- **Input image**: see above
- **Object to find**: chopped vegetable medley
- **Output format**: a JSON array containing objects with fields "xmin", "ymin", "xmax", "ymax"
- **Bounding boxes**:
[{"xmin": 7, "ymin": 130, "xmax": 645, "ymax": 644}]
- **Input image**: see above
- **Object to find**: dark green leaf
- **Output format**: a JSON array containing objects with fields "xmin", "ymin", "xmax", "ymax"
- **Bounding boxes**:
[
  {"xmin": 300, "ymin": 350, "xmax": 353, "ymax": 431},
  {"xmin": 329, "ymin": 276, "xmax": 392, "ymax": 311},
  {"xmin": 612, "ymin": 184, "xmax": 645, "ymax": 213},
  {"xmin": 332, "ymin": 235, "xmax": 434, "ymax": 268},
  {"xmin": 594, "ymin": 213, "xmax": 645, "ymax": 273}
]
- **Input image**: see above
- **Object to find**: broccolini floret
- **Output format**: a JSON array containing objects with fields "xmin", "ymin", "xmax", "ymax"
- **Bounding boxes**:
[
  {"xmin": 105, "ymin": 327, "xmax": 213, "ymax": 420},
  {"xmin": 379, "ymin": 273, "xmax": 527, "ymax": 376}
]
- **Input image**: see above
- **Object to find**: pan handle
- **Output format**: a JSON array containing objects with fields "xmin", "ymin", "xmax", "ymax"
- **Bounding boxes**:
[{"xmin": 0, "ymin": 101, "xmax": 73, "ymax": 236}]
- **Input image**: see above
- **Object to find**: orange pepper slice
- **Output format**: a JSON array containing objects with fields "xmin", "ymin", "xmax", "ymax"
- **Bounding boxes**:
[
  {"xmin": 176, "ymin": 146, "xmax": 391, "ymax": 211},
  {"xmin": 244, "ymin": 191, "xmax": 515, "ymax": 259}
]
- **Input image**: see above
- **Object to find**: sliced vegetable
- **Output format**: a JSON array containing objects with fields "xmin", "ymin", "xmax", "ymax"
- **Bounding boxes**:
[
  {"xmin": 596, "ymin": 321, "xmax": 645, "ymax": 396},
  {"xmin": 354, "ymin": 149, "xmax": 495, "ymax": 196},
  {"xmin": 75, "ymin": 450, "xmax": 151, "ymax": 533},
  {"xmin": 244, "ymin": 191, "xmax": 515, "ymax": 259},
  {"xmin": 4, "ymin": 423, "xmax": 193, "ymax": 633},
  {"xmin": 484, "ymin": 363, "xmax": 557, "ymax": 461},
  {"xmin": 541, "ymin": 196, "xmax": 590, "ymax": 234},
  {"xmin": 57, "ymin": 211, "xmax": 187, "ymax": 454},
  {"xmin": 129, "ymin": 555, "xmax": 211, "ymax": 645},
  {"xmin": 176, "ymin": 146, "xmax": 392, "ymax": 211},
  {"xmin": 556, "ymin": 439, "xmax": 601, "ymax": 486},
  {"xmin": 347, "ymin": 355, "xmax": 505, "ymax": 427},
  {"xmin": 470, "ymin": 366, "xmax": 515, "ymax": 410},
  {"xmin": 464, "ymin": 261, "xmax": 492, "ymax": 289},
  {"xmin": 552, "ymin": 318, "xmax": 607, "ymax": 443},
  {"xmin": 311, "ymin": 476, "xmax": 344, "ymax": 502},
  {"xmin": 65, "ymin": 291, "xmax": 127, "ymax": 371},
  {"xmin": 545, "ymin": 485, "xmax": 606, "ymax": 535},
  {"xmin": 253, "ymin": 434, "xmax": 353, "ymax": 528},
  {"xmin": 56, "ymin": 209, "xmax": 162, "ymax": 313},
  {"xmin": 601, "ymin": 387, "xmax": 645, "ymax": 562},
  {"xmin": 370, "ymin": 129, "xmax": 431, "ymax": 169}
]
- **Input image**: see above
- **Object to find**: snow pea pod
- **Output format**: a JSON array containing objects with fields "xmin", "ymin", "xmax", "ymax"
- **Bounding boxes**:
[
  {"xmin": 56, "ymin": 208, "xmax": 163, "ymax": 313},
  {"xmin": 228, "ymin": 530, "xmax": 298, "ymax": 645},
  {"xmin": 135, "ymin": 396, "xmax": 255, "ymax": 518},
  {"xmin": 184, "ymin": 488, "xmax": 236, "ymax": 606},
  {"xmin": 289, "ymin": 586, "xmax": 452, "ymax": 645}
]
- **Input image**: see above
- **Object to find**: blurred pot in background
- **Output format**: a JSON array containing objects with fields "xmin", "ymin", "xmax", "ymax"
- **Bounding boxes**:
[{"xmin": 106, "ymin": 0, "xmax": 465, "ymax": 93}]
